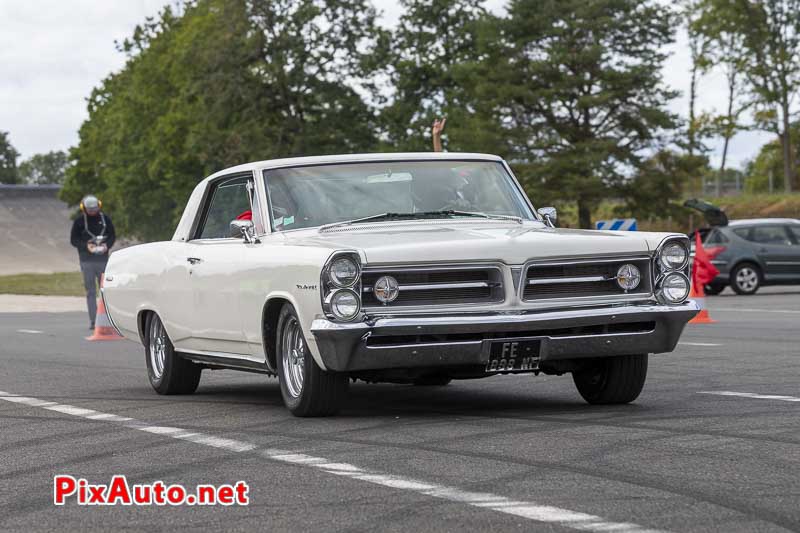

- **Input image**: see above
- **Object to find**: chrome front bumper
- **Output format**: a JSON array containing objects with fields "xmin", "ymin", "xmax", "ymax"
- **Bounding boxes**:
[{"xmin": 310, "ymin": 301, "xmax": 700, "ymax": 372}]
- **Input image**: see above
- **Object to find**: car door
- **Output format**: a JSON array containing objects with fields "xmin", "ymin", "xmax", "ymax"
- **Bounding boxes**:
[
  {"xmin": 749, "ymin": 225, "xmax": 798, "ymax": 280},
  {"xmin": 182, "ymin": 173, "xmax": 253, "ymax": 355},
  {"xmin": 784, "ymin": 224, "xmax": 800, "ymax": 280}
]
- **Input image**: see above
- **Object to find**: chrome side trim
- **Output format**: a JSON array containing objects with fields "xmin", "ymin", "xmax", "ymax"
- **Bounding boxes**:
[
  {"xmin": 100, "ymin": 288, "xmax": 124, "ymax": 337},
  {"xmin": 180, "ymin": 347, "xmax": 266, "ymax": 363}
]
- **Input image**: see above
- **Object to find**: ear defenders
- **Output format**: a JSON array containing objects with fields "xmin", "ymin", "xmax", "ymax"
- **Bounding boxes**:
[{"xmin": 79, "ymin": 196, "xmax": 102, "ymax": 212}]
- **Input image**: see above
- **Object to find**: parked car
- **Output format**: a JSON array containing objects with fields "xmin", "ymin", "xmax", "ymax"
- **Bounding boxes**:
[
  {"xmin": 701, "ymin": 219, "xmax": 800, "ymax": 295},
  {"xmin": 103, "ymin": 153, "xmax": 699, "ymax": 416},
  {"xmin": 684, "ymin": 199, "xmax": 800, "ymax": 295}
]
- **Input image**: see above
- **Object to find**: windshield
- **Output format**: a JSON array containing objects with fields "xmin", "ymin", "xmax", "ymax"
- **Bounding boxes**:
[{"xmin": 263, "ymin": 160, "xmax": 533, "ymax": 231}]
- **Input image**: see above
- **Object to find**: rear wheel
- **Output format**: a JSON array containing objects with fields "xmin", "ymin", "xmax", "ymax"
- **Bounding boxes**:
[
  {"xmin": 572, "ymin": 354, "xmax": 647, "ymax": 404},
  {"xmin": 731, "ymin": 263, "xmax": 760, "ymax": 295},
  {"xmin": 145, "ymin": 313, "xmax": 201, "ymax": 395},
  {"xmin": 276, "ymin": 304, "xmax": 348, "ymax": 416}
]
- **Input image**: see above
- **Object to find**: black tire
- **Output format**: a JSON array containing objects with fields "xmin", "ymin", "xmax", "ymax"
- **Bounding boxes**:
[
  {"xmin": 703, "ymin": 282, "xmax": 725, "ymax": 296},
  {"xmin": 276, "ymin": 304, "xmax": 348, "ymax": 416},
  {"xmin": 144, "ymin": 313, "xmax": 201, "ymax": 395},
  {"xmin": 730, "ymin": 263, "xmax": 761, "ymax": 295},
  {"xmin": 413, "ymin": 375, "xmax": 452, "ymax": 386},
  {"xmin": 572, "ymin": 354, "xmax": 648, "ymax": 405}
]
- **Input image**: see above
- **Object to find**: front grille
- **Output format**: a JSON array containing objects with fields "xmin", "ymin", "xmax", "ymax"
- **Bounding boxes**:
[
  {"xmin": 362, "ymin": 266, "xmax": 503, "ymax": 307},
  {"xmin": 523, "ymin": 258, "xmax": 652, "ymax": 301}
]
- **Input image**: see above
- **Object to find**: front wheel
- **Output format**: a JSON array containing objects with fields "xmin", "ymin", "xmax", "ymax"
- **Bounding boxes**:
[
  {"xmin": 145, "ymin": 313, "xmax": 201, "ymax": 395},
  {"xmin": 572, "ymin": 354, "xmax": 647, "ymax": 404},
  {"xmin": 730, "ymin": 263, "xmax": 760, "ymax": 295},
  {"xmin": 276, "ymin": 304, "xmax": 348, "ymax": 416}
]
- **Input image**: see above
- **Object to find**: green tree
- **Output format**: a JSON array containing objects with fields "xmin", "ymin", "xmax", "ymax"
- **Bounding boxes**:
[
  {"xmin": 699, "ymin": 0, "xmax": 800, "ymax": 192},
  {"xmin": 743, "ymin": 122, "xmax": 800, "ymax": 192},
  {"xmin": 62, "ymin": 0, "xmax": 385, "ymax": 241},
  {"xmin": 18, "ymin": 150, "xmax": 69, "ymax": 185},
  {"xmin": 683, "ymin": 0, "xmax": 714, "ymax": 185},
  {"xmin": 381, "ymin": 0, "xmax": 489, "ymax": 152},
  {"xmin": 472, "ymin": 0, "xmax": 678, "ymax": 228},
  {"xmin": 620, "ymin": 150, "xmax": 704, "ymax": 220},
  {"xmin": 0, "ymin": 131, "xmax": 20, "ymax": 184}
]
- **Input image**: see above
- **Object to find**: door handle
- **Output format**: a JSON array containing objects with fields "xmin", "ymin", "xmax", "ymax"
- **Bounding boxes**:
[{"xmin": 186, "ymin": 257, "xmax": 203, "ymax": 265}]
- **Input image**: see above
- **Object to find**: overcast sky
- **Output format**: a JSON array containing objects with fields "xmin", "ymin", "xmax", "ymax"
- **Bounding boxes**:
[{"xmin": 0, "ymin": 0, "xmax": 773, "ymax": 169}]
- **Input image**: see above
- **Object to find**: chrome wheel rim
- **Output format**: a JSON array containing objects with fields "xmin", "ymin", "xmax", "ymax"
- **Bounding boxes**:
[
  {"xmin": 735, "ymin": 267, "xmax": 758, "ymax": 292},
  {"xmin": 149, "ymin": 317, "xmax": 167, "ymax": 380},
  {"xmin": 281, "ymin": 317, "xmax": 305, "ymax": 399}
]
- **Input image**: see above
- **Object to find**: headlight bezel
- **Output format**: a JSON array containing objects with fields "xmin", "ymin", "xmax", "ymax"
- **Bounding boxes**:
[
  {"xmin": 321, "ymin": 251, "xmax": 363, "ymax": 322},
  {"xmin": 325, "ymin": 288, "xmax": 361, "ymax": 321},
  {"xmin": 327, "ymin": 256, "xmax": 360, "ymax": 288},
  {"xmin": 659, "ymin": 242, "xmax": 689, "ymax": 271},
  {"xmin": 655, "ymin": 271, "xmax": 691, "ymax": 304},
  {"xmin": 652, "ymin": 236, "xmax": 692, "ymax": 306}
]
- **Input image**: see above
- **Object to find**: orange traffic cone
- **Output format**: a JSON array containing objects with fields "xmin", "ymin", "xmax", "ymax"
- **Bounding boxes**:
[
  {"xmin": 688, "ymin": 278, "xmax": 715, "ymax": 324},
  {"xmin": 86, "ymin": 277, "xmax": 125, "ymax": 341}
]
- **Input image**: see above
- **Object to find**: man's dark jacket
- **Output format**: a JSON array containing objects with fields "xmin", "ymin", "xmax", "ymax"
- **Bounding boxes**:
[{"xmin": 70, "ymin": 212, "xmax": 116, "ymax": 263}]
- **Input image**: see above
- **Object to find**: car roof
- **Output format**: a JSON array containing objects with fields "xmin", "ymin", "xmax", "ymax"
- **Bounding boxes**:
[
  {"xmin": 727, "ymin": 218, "xmax": 800, "ymax": 227},
  {"xmin": 204, "ymin": 152, "xmax": 505, "ymax": 183}
]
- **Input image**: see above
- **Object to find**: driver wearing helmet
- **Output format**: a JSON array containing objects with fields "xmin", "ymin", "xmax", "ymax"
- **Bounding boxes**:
[{"xmin": 70, "ymin": 195, "xmax": 116, "ymax": 330}]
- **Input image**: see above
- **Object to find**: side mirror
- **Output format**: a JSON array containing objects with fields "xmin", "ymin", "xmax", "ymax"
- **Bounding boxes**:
[
  {"xmin": 230, "ymin": 219, "xmax": 258, "ymax": 244},
  {"xmin": 537, "ymin": 207, "xmax": 557, "ymax": 228}
]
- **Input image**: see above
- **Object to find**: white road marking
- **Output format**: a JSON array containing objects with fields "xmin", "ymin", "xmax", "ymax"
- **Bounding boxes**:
[
  {"xmin": 0, "ymin": 390, "xmax": 665, "ymax": 533},
  {"xmin": 698, "ymin": 391, "xmax": 800, "ymax": 403},
  {"xmin": 678, "ymin": 342, "xmax": 723, "ymax": 347},
  {"xmin": 713, "ymin": 307, "xmax": 800, "ymax": 315},
  {"xmin": 16, "ymin": 329, "xmax": 43, "ymax": 334}
]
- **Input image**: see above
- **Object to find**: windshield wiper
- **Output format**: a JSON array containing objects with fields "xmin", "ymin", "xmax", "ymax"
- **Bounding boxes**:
[{"xmin": 318, "ymin": 210, "xmax": 522, "ymax": 232}]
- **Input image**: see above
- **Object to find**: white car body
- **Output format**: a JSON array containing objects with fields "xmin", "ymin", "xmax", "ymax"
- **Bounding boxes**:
[{"xmin": 103, "ymin": 152, "xmax": 699, "ymax": 415}]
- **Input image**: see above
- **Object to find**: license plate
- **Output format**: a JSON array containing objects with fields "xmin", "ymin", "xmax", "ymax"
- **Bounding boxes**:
[{"xmin": 486, "ymin": 339, "xmax": 541, "ymax": 373}]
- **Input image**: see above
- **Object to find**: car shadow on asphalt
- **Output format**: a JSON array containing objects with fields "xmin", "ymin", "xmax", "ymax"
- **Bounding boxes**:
[{"xmin": 185, "ymin": 379, "xmax": 653, "ymax": 420}]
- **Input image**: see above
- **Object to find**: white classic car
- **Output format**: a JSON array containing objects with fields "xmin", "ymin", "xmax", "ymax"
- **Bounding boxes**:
[{"xmin": 103, "ymin": 153, "xmax": 699, "ymax": 416}]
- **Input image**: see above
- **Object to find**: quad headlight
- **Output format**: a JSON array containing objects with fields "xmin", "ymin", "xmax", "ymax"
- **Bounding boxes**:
[
  {"xmin": 328, "ymin": 289, "xmax": 361, "ymax": 320},
  {"xmin": 328, "ymin": 256, "xmax": 360, "ymax": 288},
  {"xmin": 657, "ymin": 272, "xmax": 690, "ymax": 304},
  {"xmin": 659, "ymin": 242, "xmax": 689, "ymax": 271},
  {"xmin": 321, "ymin": 252, "xmax": 363, "ymax": 321}
]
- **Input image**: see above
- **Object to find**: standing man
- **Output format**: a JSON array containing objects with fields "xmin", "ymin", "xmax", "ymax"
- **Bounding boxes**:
[{"xmin": 70, "ymin": 195, "xmax": 116, "ymax": 330}]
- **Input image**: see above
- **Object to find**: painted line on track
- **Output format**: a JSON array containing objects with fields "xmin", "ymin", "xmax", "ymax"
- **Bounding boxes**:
[
  {"xmin": 0, "ymin": 390, "xmax": 665, "ymax": 533},
  {"xmin": 698, "ymin": 391, "xmax": 800, "ymax": 403},
  {"xmin": 678, "ymin": 342, "xmax": 723, "ymax": 347},
  {"xmin": 16, "ymin": 329, "xmax": 43, "ymax": 334},
  {"xmin": 712, "ymin": 307, "xmax": 800, "ymax": 315}
]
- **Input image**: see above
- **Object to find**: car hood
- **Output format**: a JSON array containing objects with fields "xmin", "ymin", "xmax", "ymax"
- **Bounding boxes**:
[{"xmin": 283, "ymin": 220, "xmax": 668, "ymax": 265}]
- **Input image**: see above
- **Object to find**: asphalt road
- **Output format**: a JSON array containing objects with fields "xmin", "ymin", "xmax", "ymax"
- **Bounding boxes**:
[{"xmin": 1, "ymin": 288, "xmax": 799, "ymax": 532}]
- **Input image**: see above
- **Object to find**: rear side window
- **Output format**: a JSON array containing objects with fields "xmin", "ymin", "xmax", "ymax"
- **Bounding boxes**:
[
  {"xmin": 751, "ymin": 225, "xmax": 792, "ymax": 245},
  {"xmin": 787, "ymin": 225, "xmax": 800, "ymax": 244},
  {"xmin": 704, "ymin": 229, "xmax": 729, "ymax": 245},
  {"xmin": 732, "ymin": 227, "xmax": 751, "ymax": 240},
  {"xmin": 196, "ymin": 176, "xmax": 252, "ymax": 239}
]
